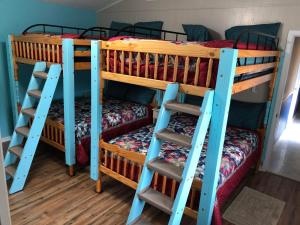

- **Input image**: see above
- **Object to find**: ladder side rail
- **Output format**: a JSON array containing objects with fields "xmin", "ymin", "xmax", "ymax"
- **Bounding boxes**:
[
  {"xmin": 169, "ymin": 90, "xmax": 214, "ymax": 225},
  {"xmin": 4, "ymin": 62, "xmax": 46, "ymax": 168},
  {"xmin": 9, "ymin": 64, "xmax": 61, "ymax": 194},
  {"xmin": 197, "ymin": 48, "xmax": 238, "ymax": 225},
  {"xmin": 127, "ymin": 83, "xmax": 179, "ymax": 225}
]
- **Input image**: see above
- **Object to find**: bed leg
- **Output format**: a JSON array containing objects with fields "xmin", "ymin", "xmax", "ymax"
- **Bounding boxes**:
[
  {"xmin": 68, "ymin": 165, "xmax": 75, "ymax": 176},
  {"xmin": 96, "ymin": 178, "xmax": 102, "ymax": 193}
]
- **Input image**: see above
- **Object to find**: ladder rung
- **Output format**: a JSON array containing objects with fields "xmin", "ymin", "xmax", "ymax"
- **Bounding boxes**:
[
  {"xmin": 138, "ymin": 188, "xmax": 173, "ymax": 215},
  {"xmin": 33, "ymin": 71, "xmax": 48, "ymax": 79},
  {"xmin": 15, "ymin": 126, "xmax": 30, "ymax": 137},
  {"xmin": 5, "ymin": 165, "xmax": 17, "ymax": 178},
  {"xmin": 8, "ymin": 145, "xmax": 23, "ymax": 158},
  {"xmin": 165, "ymin": 101, "xmax": 201, "ymax": 116},
  {"xmin": 22, "ymin": 108, "xmax": 36, "ymax": 118},
  {"xmin": 28, "ymin": 89, "xmax": 41, "ymax": 99},
  {"xmin": 148, "ymin": 158, "xmax": 182, "ymax": 182},
  {"xmin": 156, "ymin": 128, "xmax": 192, "ymax": 148}
]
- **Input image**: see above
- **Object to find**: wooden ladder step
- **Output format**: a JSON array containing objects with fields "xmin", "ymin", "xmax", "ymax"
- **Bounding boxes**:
[
  {"xmin": 5, "ymin": 165, "xmax": 17, "ymax": 178},
  {"xmin": 33, "ymin": 71, "xmax": 48, "ymax": 79},
  {"xmin": 22, "ymin": 108, "xmax": 36, "ymax": 118},
  {"xmin": 148, "ymin": 158, "xmax": 182, "ymax": 182},
  {"xmin": 165, "ymin": 101, "xmax": 201, "ymax": 116},
  {"xmin": 15, "ymin": 126, "xmax": 30, "ymax": 137},
  {"xmin": 138, "ymin": 188, "xmax": 173, "ymax": 215},
  {"xmin": 156, "ymin": 128, "xmax": 192, "ymax": 148},
  {"xmin": 28, "ymin": 89, "xmax": 41, "ymax": 99},
  {"xmin": 8, "ymin": 145, "xmax": 23, "ymax": 158}
]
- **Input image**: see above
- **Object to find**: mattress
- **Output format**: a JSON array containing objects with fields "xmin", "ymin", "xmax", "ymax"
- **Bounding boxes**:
[
  {"xmin": 48, "ymin": 98, "xmax": 150, "ymax": 142},
  {"xmin": 108, "ymin": 114, "xmax": 259, "ymax": 187}
]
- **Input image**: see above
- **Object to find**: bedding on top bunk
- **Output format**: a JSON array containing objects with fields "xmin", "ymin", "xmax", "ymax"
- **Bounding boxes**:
[
  {"xmin": 107, "ymin": 37, "xmax": 275, "ymax": 88},
  {"xmin": 108, "ymin": 114, "xmax": 259, "ymax": 187},
  {"xmin": 48, "ymin": 97, "xmax": 151, "ymax": 142}
]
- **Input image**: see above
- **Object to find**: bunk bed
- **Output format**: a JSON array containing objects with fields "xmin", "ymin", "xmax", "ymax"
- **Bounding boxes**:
[
  {"xmin": 89, "ymin": 31, "xmax": 280, "ymax": 224},
  {"xmin": 7, "ymin": 24, "xmax": 187, "ymax": 173}
]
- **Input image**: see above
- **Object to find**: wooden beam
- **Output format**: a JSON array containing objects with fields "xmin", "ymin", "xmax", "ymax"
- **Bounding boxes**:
[
  {"xmin": 236, "ymin": 62, "xmax": 275, "ymax": 75},
  {"xmin": 232, "ymin": 73, "xmax": 273, "ymax": 94},
  {"xmin": 238, "ymin": 49, "xmax": 279, "ymax": 58},
  {"xmin": 101, "ymin": 40, "xmax": 220, "ymax": 58}
]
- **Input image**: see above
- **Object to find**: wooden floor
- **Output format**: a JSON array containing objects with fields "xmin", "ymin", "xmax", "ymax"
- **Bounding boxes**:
[{"xmin": 8, "ymin": 145, "xmax": 300, "ymax": 225}]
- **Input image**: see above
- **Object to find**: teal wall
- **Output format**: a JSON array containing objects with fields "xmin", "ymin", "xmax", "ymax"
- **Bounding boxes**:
[{"xmin": 0, "ymin": 0, "xmax": 96, "ymax": 137}]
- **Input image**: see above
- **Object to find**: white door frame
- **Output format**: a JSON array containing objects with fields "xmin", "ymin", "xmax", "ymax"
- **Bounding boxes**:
[
  {"xmin": 262, "ymin": 30, "xmax": 300, "ymax": 169},
  {"xmin": 0, "ymin": 129, "xmax": 12, "ymax": 225}
]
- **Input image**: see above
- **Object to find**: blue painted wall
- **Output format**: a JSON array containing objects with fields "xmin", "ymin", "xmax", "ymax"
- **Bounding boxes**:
[{"xmin": 0, "ymin": 0, "xmax": 96, "ymax": 137}]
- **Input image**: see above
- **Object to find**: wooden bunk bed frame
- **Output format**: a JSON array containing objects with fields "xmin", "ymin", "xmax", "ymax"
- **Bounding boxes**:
[
  {"xmin": 7, "ymin": 24, "xmax": 187, "ymax": 175},
  {"xmin": 89, "ymin": 35, "xmax": 281, "ymax": 224}
]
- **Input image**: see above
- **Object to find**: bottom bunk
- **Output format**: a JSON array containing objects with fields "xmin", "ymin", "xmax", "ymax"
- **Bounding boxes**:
[
  {"xmin": 30, "ymin": 97, "xmax": 153, "ymax": 166},
  {"xmin": 98, "ymin": 114, "xmax": 262, "ymax": 224}
]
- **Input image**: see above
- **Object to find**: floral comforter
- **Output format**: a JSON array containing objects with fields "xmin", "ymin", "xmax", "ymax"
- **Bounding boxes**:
[
  {"xmin": 48, "ymin": 98, "xmax": 149, "ymax": 142},
  {"xmin": 109, "ymin": 114, "xmax": 259, "ymax": 187}
]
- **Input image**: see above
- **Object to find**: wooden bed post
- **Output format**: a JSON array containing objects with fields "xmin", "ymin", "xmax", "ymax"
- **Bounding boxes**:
[
  {"xmin": 7, "ymin": 35, "xmax": 19, "ymax": 125},
  {"xmin": 62, "ymin": 39, "xmax": 76, "ymax": 176},
  {"xmin": 197, "ymin": 48, "xmax": 238, "ymax": 225},
  {"xmin": 90, "ymin": 40, "xmax": 102, "ymax": 184}
]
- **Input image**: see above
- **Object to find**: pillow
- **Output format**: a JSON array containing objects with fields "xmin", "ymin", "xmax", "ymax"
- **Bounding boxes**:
[
  {"xmin": 134, "ymin": 21, "xmax": 164, "ymax": 39},
  {"xmin": 125, "ymin": 85, "xmax": 156, "ymax": 105},
  {"xmin": 109, "ymin": 21, "xmax": 132, "ymax": 37},
  {"xmin": 228, "ymin": 100, "xmax": 266, "ymax": 130},
  {"xmin": 225, "ymin": 22, "xmax": 281, "ymax": 44},
  {"xmin": 104, "ymin": 81, "xmax": 129, "ymax": 100},
  {"xmin": 182, "ymin": 24, "xmax": 212, "ymax": 42}
]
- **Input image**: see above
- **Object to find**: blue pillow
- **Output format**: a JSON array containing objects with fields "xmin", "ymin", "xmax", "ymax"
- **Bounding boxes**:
[
  {"xmin": 225, "ymin": 23, "xmax": 281, "ymax": 44},
  {"xmin": 104, "ymin": 81, "xmax": 129, "ymax": 100},
  {"xmin": 134, "ymin": 21, "xmax": 163, "ymax": 39},
  {"xmin": 182, "ymin": 24, "xmax": 212, "ymax": 42},
  {"xmin": 125, "ymin": 85, "xmax": 156, "ymax": 105},
  {"xmin": 109, "ymin": 21, "xmax": 132, "ymax": 37},
  {"xmin": 228, "ymin": 100, "xmax": 266, "ymax": 130}
]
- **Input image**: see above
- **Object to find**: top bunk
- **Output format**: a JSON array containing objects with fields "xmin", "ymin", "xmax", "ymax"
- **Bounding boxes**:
[
  {"xmin": 9, "ymin": 23, "xmax": 187, "ymax": 71},
  {"xmin": 93, "ymin": 30, "xmax": 280, "ymax": 96}
]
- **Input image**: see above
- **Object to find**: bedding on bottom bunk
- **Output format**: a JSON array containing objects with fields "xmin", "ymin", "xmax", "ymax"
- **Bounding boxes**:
[
  {"xmin": 108, "ymin": 114, "xmax": 259, "ymax": 187},
  {"xmin": 47, "ymin": 97, "xmax": 152, "ymax": 165}
]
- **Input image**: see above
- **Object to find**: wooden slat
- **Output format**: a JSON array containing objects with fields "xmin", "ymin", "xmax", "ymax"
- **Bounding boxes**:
[
  {"xmin": 153, "ymin": 172, "xmax": 158, "ymax": 190},
  {"xmin": 22, "ymin": 42, "xmax": 26, "ymax": 58},
  {"xmin": 43, "ymin": 43, "xmax": 46, "ymax": 61},
  {"xmin": 34, "ymin": 43, "xmax": 38, "ymax": 60},
  {"xmin": 101, "ymin": 40, "xmax": 220, "ymax": 58},
  {"xmin": 19, "ymin": 42, "xmax": 23, "ymax": 57},
  {"xmin": 13, "ymin": 35, "xmax": 62, "ymax": 44},
  {"xmin": 136, "ymin": 52, "xmax": 141, "ymax": 77},
  {"xmin": 173, "ymin": 55, "xmax": 178, "ymax": 82},
  {"xmin": 183, "ymin": 56, "xmax": 190, "ymax": 84},
  {"xmin": 154, "ymin": 54, "xmax": 158, "ymax": 79},
  {"xmin": 171, "ymin": 180, "xmax": 177, "ymax": 200},
  {"xmin": 38, "ymin": 43, "xmax": 42, "ymax": 60},
  {"xmin": 163, "ymin": 55, "xmax": 169, "ymax": 80},
  {"xmin": 145, "ymin": 53, "xmax": 149, "ymax": 78},
  {"xmin": 14, "ymin": 42, "xmax": 19, "ymax": 57},
  {"xmin": 113, "ymin": 50, "xmax": 117, "ymax": 73},
  {"xmin": 194, "ymin": 58, "xmax": 200, "ymax": 85},
  {"xmin": 56, "ymin": 45, "xmax": 60, "ymax": 63},
  {"xmin": 52, "ymin": 45, "xmax": 55, "ymax": 63},
  {"xmin": 238, "ymin": 49, "xmax": 279, "ymax": 58},
  {"xmin": 47, "ymin": 44, "xmax": 50, "ymax": 62},
  {"xmin": 110, "ymin": 153, "xmax": 114, "ymax": 170},
  {"xmin": 206, "ymin": 58, "xmax": 213, "ymax": 87},
  {"xmin": 130, "ymin": 162, "xmax": 135, "ymax": 180},
  {"xmin": 30, "ymin": 43, "xmax": 34, "ymax": 59},
  {"xmin": 124, "ymin": 159, "xmax": 128, "ymax": 177},
  {"xmin": 121, "ymin": 51, "xmax": 125, "ymax": 74},
  {"xmin": 128, "ymin": 52, "xmax": 133, "ymax": 75},
  {"xmin": 162, "ymin": 176, "xmax": 167, "ymax": 194},
  {"xmin": 232, "ymin": 73, "xmax": 273, "ymax": 94},
  {"xmin": 236, "ymin": 62, "xmax": 276, "ymax": 75},
  {"xmin": 117, "ymin": 156, "xmax": 121, "ymax": 174},
  {"xmin": 74, "ymin": 51, "xmax": 91, "ymax": 57},
  {"xmin": 26, "ymin": 42, "xmax": 30, "ymax": 59}
]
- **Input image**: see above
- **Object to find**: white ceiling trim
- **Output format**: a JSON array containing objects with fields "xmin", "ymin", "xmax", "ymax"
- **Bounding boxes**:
[{"xmin": 97, "ymin": 0, "xmax": 125, "ymax": 12}]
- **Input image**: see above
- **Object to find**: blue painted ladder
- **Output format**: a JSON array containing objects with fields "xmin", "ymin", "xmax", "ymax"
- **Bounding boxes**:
[
  {"xmin": 127, "ymin": 83, "xmax": 214, "ymax": 225},
  {"xmin": 4, "ymin": 62, "xmax": 62, "ymax": 194}
]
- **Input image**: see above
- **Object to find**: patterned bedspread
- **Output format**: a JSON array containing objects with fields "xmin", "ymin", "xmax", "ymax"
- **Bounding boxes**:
[
  {"xmin": 109, "ymin": 114, "xmax": 259, "ymax": 186},
  {"xmin": 48, "ymin": 98, "xmax": 149, "ymax": 142}
]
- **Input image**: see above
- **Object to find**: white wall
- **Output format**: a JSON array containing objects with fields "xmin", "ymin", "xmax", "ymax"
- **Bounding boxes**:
[{"xmin": 97, "ymin": 0, "xmax": 300, "ymax": 102}]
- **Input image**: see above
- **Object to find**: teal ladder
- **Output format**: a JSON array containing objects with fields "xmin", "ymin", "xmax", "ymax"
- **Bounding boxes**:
[
  {"xmin": 4, "ymin": 62, "xmax": 61, "ymax": 194},
  {"xmin": 127, "ymin": 83, "xmax": 214, "ymax": 225}
]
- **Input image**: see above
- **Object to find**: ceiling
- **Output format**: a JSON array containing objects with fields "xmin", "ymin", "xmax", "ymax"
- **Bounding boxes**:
[{"xmin": 41, "ymin": 0, "xmax": 125, "ymax": 12}]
